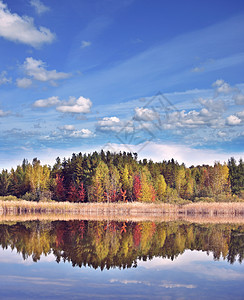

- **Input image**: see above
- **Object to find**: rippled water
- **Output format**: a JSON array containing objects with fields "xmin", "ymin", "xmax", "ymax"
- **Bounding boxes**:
[{"xmin": 0, "ymin": 220, "xmax": 243, "ymax": 299}]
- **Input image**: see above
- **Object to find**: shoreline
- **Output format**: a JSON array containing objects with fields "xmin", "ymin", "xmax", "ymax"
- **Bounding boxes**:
[
  {"xmin": 1, "ymin": 200, "xmax": 244, "ymax": 223},
  {"xmin": 1, "ymin": 213, "xmax": 244, "ymax": 224}
]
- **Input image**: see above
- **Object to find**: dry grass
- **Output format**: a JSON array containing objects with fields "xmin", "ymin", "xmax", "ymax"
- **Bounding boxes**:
[
  {"xmin": 0, "ymin": 200, "xmax": 244, "ymax": 224},
  {"xmin": 1, "ymin": 212, "xmax": 244, "ymax": 224}
]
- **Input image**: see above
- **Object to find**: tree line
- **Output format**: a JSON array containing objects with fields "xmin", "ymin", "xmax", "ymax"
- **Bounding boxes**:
[{"xmin": 0, "ymin": 151, "xmax": 243, "ymax": 202}]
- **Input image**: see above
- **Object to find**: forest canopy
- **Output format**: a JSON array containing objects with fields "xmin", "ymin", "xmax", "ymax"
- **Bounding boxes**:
[{"xmin": 0, "ymin": 151, "xmax": 243, "ymax": 203}]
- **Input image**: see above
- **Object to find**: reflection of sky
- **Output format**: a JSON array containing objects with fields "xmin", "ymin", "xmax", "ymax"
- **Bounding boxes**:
[{"xmin": 0, "ymin": 248, "xmax": 243, "ymax": 299}]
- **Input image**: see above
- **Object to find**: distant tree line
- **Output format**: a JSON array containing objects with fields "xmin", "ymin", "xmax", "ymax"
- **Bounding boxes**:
[{"xmin": 0, "ymin": 151, "xmax": 243, "ymax": 202}]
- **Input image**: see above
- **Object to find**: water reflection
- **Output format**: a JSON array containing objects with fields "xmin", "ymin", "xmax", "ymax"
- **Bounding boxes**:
[{"xmin": 0, "ymin": 220, "xmax": 243, "ymax": 268}]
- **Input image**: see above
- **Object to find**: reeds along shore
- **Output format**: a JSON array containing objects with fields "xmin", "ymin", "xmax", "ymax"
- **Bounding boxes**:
[{"xmin": 1, "ymin": 200, "xmax": 244, "ymax": 216}]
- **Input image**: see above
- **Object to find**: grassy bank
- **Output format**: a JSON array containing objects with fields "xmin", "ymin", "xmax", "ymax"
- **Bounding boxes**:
[
  {"xmin": 1, "ymin": 199, "xmax": 244, "ymax": 217},
  {"xmin": 1, "ymin": 211, "xmax": 244, "ymax": 224}
]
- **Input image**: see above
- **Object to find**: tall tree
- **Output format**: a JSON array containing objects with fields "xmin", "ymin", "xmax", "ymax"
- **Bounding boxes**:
[
  {"xmin": 0, "ymin": 170, "xmax": 10, "ymax": 196},
  {"xmin": 155, "ymin": 174, "xmax": 167, "ymax": 201}
]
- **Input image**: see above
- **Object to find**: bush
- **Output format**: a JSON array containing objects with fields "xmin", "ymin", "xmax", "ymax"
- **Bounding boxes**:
[
  {"xmin": 22, "ymin": 190, "xmax": 53, "ymax": 202},
  {"xmin": 39, "ymin": 190, "xmax": 53, "ymax": 202},
  {"xmin": 0, "ymin": 195, "xmax": 19, "ymax": 201},
  {"xmin": 194, "ymin": 197, "xmax": 215, "ymax": 203},
  {"xmin": 22, "ymin": 192, "xmax": 38, "ymax": 201}
]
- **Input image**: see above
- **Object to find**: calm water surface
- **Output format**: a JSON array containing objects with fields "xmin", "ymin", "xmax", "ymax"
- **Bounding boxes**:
[{"xmin": 0, "ymin": 220, "xmax": 243, "ymax": 299}]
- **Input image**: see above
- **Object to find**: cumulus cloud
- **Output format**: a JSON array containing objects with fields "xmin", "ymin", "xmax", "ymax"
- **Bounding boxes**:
[
  {"xmin": 98, "ymin": 116, "xmax": 120, "ymax": 127},
  {"xmin": 96, "ymin": 117, "xmax": 133, "ymax": 133},
  {"xmin": 226, "ymin": 115, "xmax": 242, "ymax": 126},
  {"xmin": 33, "ymin": 95, "xmax": 92, "ymax": 114},
  {"xmin": 212, "ymin": 79, "xmax": 235, "ymax": 95},
  {"xmin": 0, "ymin": 71, "xmax": 11, "ymax": 85},
  {"xmin": 161, "ymin": 97, "xmax": 227, "ymax": 130},
  {"xmin": 16, "ymin": 77, "xmax": 32, "ymax": 88},
  {"xmin": 134, "ymin": 107, "xmax": 159, "ymax": 121},
  {"xmin": 33, "ymin": 96, "xmax": 60, "ymax": 108},
  {"xmin": 96, "ymin": 116, "xmax": 121, "ymax": 132},
  {"xmin": 212, "ymin": 79, "xmax": 225, "ymax": 87},
  {"xmin": 42, "ymin": 127, "xmax": 94, "ymax": 140},
  {"xmin": 23, "ymin": 57, "xmax": 71, "ymax": 83},
  {"xmin": 164, "ymin": 109, "xmax": 214, "ymax": 129},
  {"xmin": 0, "ymin": 1, "xmax": 54, "ymax": 47},
  {"xmin": 56, "ymin": 96, "xmax": 92, "ymax": 114},
  {"xmin": 30, "ymin": 0, "xmax": 50, "ymax": 15},
  {"xmin": 198, "ymin": 97, "xmax": 225, "ymax": 113},
  {"xmin": 233, "ymin": 93, "xmax": 244, "ymax": 105},
  {"xmin": 81, "ymin": 40, "xmax": 91, "ymax": 49}
]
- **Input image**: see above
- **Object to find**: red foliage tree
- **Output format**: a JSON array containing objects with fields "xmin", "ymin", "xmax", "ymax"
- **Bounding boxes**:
[
  {"xmin": 68, "ymin": 181, "xmax": 78, "ymax": 202},
  {"xmin": 150, "ymin": 185, "xmax": 156, "ymax": 202},
  {"xmin": 133, "ymin": 175, "xmax": 142, "ymax": 201},
  {"xmin": 55, "ymin": 174, "xmax": 66, "ymax": 201},
  {"xmin": 77, "ymin": 182, "xmax": 85, "ymax": 202}
]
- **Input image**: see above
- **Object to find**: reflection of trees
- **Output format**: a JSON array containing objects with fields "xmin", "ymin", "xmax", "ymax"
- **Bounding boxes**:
[
  {"xmin": 0, "ymin": 221, "xmax": 243, "ymax": 269},
  {"xmin": 228, "ymin": 229, "xmax": 244, "ymax": 264}
]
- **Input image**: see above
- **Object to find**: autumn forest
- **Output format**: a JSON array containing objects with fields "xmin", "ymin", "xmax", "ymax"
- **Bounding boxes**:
[{"xmin": 0, "ymin": 151, "xmax": 243, "ymax": 203}]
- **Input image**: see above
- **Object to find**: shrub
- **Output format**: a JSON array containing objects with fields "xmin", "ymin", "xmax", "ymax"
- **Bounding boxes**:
[{"xmin": 0, "ymin": 195, "xmax": 19, "ymax": 201}]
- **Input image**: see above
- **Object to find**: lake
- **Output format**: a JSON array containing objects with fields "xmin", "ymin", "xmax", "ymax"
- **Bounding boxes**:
[{"xmin": 0, "ymin": 220, "xmax": 243, "ymax": 299}]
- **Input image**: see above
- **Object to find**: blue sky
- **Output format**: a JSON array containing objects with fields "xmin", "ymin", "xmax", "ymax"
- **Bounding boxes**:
[{"xmin": 0, "ymin": 0, "xmax": 243, "ymax": 169}]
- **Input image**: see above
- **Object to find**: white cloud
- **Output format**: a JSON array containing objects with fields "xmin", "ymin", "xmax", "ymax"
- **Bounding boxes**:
[
  {"xmin": 23, "ymin": 57, "xmax": 71, "ymax": 83},
  {"xmin": 41, "ymin": 127, "xmax": 94, "ymax": 140},
  {"xmin": 198, "ymin": 97, "xmax": 225, "ymax": 113},
  {"xmin": 191, "ymin": 67, "xmax": 204, "ymax": 73},
  {"xmin": 96, "ymin": 116, "xmax": 121, "ymax": 132},
  {"xmin": 212, "ymin": 79, "xmax": 225, "ymax": 87},
  {"xmin": 0, "ymin": 1, "xmax": 54, "ymax": 47},
  {"xmin": 16, "ymin": 77, "xmax": 32, "ymax": 88},
  {"xmin": 33, "ymin": 96, "xmax": 60, "ymax": 108},
  {"xmin": 134, "ymin": 107, "xmax": 159, "ymax": 121},
  {"xmin": 59, "ymin": 125, "xmax": 75, "ymax": 131},
  {"xmin": 104, "ymin": 141, "xmax": 244, "ymax": 166},
  {"xmin": 81, "ymin": 40, "xmax": 91, "ymax": 49},
  {"xmin": 56, "ymin": 96, "xmax": 92, "ymax": 114},
  {"xmin": 162, "ymin": 96, "xmax": 227, "ymax": 130},
  {"xmin": 161, "ymin": 283, "xmax": 196, "ymax": 289},
  {"xmin": 234, "ymin": 93, "xmax": 244, "ymax": 105},
  {"xmin": 110, "ymin": 279, "xmax": 151, "ymax": 286},
  {"xmin": 96, "ymin": 117, "xmax": 133, "ymax": 133},
  {"xmin": 217, "ymin": 131, "xmax": 227, "ymax": 138},
  {"xmin": 30, "ymin": 0, "xmax": 50, "ymax": 15},
  {"xmin": 236, "ymin": 110, "xmax": 244, "ymax": 119},
  {"xmin": 137, "ymin": 251, "xmax": 244, "ymax": 281},
  {"xmin": 212, "ymin": 79, "xmax": 235, "ymax": 94},
  {"xmin": 165, "ymin": 109, "xmax": 211, "ymax": 129},
  {"xmin": 226, "ymin": 115, "xmax": 242, "ymax": 126},
  {"xmin": 33, "ymin": 96, "xmax": 92, "ymax": 114},
  {"xmin": 0, "ymin": 71, "xmax": 11, "ymax": 85},
  {"xmin": 0, "ymin": 109, "xmax": 10, "ymax": 117},
  {"xmin": 69, "ymin": 129, "xmax": 94, "ymax": 138},
  {"xmin": 98, "ymin": 116, "xmax": 120, "ymax": 127}
]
